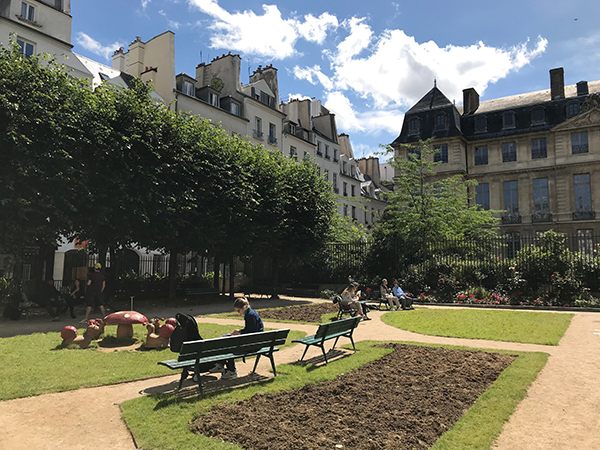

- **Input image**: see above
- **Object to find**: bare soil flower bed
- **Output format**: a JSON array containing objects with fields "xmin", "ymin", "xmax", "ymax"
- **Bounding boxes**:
[
  {"xmin": 257, "ymin": 302, "xmax": 338, "ymax": 323},
  {"xmin": 191, "ymin": 343, "xmax": 515, "ymax": 449}
]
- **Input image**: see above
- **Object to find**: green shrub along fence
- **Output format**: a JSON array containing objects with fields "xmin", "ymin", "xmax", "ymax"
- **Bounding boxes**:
[{"xmin": 281, "ymin": 231, "xmax": 600, "ymax": 307}]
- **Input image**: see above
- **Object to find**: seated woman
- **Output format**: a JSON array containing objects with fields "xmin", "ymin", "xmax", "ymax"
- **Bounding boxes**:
[
  {"xmin": 380, "ymin": 278, "xmax": 401, "ymax": 310},
  {"xmin": 341, "ymin": 281, "xmax": 370, "ymax": 320}
]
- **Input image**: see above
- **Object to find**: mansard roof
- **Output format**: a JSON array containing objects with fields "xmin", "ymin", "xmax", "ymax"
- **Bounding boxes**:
[{"xmin": 406, "ymin": 86, "xmax": 454, "ymax": 113}]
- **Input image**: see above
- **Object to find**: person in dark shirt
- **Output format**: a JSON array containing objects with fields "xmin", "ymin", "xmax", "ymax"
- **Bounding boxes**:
[
  {"xmin": 82, "ymin": 263, "xmax": 106, "ymax": 323},
  {"xmin": 210, "ymin": 297, "xmax": 264, "ymax": 380}
]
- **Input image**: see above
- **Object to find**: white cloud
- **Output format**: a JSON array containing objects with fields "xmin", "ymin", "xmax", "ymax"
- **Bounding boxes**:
[
  {"xmin": 187, "ymin": 0, "xmax": 338, "ymax": 59},
  {"xmin": 141, "ymin": 0, "xmax": 151, "ymax": 9},
  {"xmin": 286, "ymin": 93, "xmax": 312, "ymax": 102},
  {"xmin": 75, "ymin": 32, "xmax": 125, "ymax": 61},
  {"xmin": 321, "ymin": 27, "xmax": 548, "ymax": 110},
  {"xmin": 292, "ymin": 65, "xmax": 333, "ymax": 90},
  {"xmin": 159, "ymin": 10, "xmax": 181, "ymax": 29}
]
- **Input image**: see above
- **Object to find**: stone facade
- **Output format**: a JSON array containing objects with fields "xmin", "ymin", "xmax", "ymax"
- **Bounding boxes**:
[{"xmin": 394, "ymin": 69, "xmax": 600, "ymax": 244}]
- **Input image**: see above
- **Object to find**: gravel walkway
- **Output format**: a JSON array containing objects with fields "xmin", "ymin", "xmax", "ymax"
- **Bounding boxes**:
[{"xmin": 0, "ymin": 300, "xmax": 599, "ymax": 450}]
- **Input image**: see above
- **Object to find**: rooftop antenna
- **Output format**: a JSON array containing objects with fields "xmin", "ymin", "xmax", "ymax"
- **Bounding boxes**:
[
  {"xmin": 434, "ymin": 78, "xmax": 437, "ymax": 88},
  {"xmin": 200, "ymin": 50, "xmax": 202, "ymax": 63}
]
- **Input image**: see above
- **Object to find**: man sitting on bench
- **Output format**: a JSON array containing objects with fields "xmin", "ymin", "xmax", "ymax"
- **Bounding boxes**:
[
  {"xmin": 209, "ymin": 297, "xmax": 264, "ymax": 380},
  {"xmin": 392, "ymin": 280, "xmax": 414, "ymax": 310}
]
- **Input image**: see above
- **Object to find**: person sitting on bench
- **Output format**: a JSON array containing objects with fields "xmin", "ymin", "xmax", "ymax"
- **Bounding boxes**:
[
  {"xmin": 341, "ymin": 281, "xmax": 370, "ymax": 320},
  {"xmin": 392, "ymin": 280, "xmax": 414, "ymax": 310},
  {"xmin": 209, "ymin": 297, "xmax": 264, "ymax": 380},
  {"xmin": 380, "ymin": 278, "xmax": 401, "ymax": 310}
]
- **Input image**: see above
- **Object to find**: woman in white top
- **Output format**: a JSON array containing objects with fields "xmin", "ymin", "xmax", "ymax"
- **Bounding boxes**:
[{"xmin": 340, "ymin": 282, "xmax": 370, "ymax": 320}]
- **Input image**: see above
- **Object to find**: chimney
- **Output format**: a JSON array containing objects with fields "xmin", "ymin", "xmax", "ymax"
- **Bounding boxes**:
[
  {"xmin": 112, "ymin": 47, "xmax": 126, "ymax": 72},
  {"xmin": 550, "ymin": 68, "xmax": 565, "ymax": 99},
  {"xmin": 576, "ymin": 81, "xmax": 589, "ymax": 96},
  {"xmin": 462, "ymin": 88, "xmax": 479, "ymax": 115}
]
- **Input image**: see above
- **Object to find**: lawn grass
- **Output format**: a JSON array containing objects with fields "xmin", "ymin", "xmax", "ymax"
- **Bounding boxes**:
[
  {"xmin": 381, "ymin": 309, "xmax": 573, "ymax": 345},
  {"xmin": 121, "ymin": 341, "xmax": 548, "ymax": 450},
  {"xmin": 0, "ymin": 323, "xmax": 305, "ymax": 400}
]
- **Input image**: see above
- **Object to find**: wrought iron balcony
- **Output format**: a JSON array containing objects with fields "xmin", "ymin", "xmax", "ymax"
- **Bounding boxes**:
[
  {"xmin": 268, "ymin": 135, "xmax": 277, "ymax": 144},
  {"xmin": 253, "ymin": 129, "xmax": 263, "ymax": 139},
  {"xmin": 572, "ymin": 210, "xmax": 596, "ymax": 221},
  {"xmin": 532, "ymin": 212, "xmax": 552, "ymax": 223},
  {"xmin": 501, "ymin": 213, "xmax": 522, "ymax": 224}
]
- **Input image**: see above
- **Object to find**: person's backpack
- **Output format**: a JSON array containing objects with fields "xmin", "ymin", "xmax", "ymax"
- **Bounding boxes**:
[{"xmin": 170, "ymin": 312, "xmax": 202, "ymax": 353}]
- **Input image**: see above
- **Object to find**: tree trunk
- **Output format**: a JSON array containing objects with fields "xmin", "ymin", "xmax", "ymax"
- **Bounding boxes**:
[
  {"xmin": 168, "ymin": 249, "xmax": 178, "ymax": 303},
  {"xmin": 213, "ymin": 255, "xmax": 220, "ymax": 294},
  {"xmin": 271, "ymin": 255, "xmax": 280, "ymax": 299},
  {"xmin": 229, "ymin": 254, "xmax": 235, "ymax": 300}
]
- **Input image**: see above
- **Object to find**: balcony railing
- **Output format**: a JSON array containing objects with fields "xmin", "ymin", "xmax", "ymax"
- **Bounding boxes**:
[
  {"xmin": 501, "ymin": 213, "xmax": 522, "ymax": 224},
  {"xmin": 532, "ymin": 212, "xmax": 552, "ymax": 223},
  {"xmin": 573, "ymin": 210, "xmax": 596, "ymax": 221},
  {"xmin": 268, "ymin": 135, "xmax": 277, "ymax": 144},
  {"xmin": 253, "ymin": 130, "xmax": 263, "ymax": 139}
]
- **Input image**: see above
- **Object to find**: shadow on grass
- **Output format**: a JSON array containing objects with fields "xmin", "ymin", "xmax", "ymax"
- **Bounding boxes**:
[
  {"xmin": 290, "ymin": 348, "xmax": 354, "ymax": 371},
  {"xmin": 97, "ymin": 336, "xmax": 139, "ymax": 347},
  {"xmin": 146, "ymin": 372, "xmax": 275, "ymax": 410}
]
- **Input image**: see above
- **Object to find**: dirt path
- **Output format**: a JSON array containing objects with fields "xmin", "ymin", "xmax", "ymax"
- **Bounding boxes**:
[{"xmin": 1, "ymin": 303, "xmax": 599, "ymax": 450}]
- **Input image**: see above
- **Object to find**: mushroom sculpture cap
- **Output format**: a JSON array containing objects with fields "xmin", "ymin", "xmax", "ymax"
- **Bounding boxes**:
[{"xmin": 104, "ymin": 311, "xmax": 148, "ymax": 325}]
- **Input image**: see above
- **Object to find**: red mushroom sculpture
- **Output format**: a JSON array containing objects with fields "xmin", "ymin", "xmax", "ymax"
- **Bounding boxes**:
[{"xmin": 104, "ymin": 311, "xmax": 148, "ymax": 339}]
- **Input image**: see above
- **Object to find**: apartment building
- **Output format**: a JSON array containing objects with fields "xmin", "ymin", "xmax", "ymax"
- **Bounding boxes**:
[{"xmin": 393, "ymin": 68, "xmax": 600, "ymax": 247}]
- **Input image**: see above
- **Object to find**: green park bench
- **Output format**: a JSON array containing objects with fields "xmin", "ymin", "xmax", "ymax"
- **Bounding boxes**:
[
  {"xmin": 158, "ymin": 328, "xmax": 290, "ymax": 393},
  {"xmin": 291, "ymin": 316, "xmax": 361, "ymax": 365},
  {"xmin": 183, "ymin": 287, "xmax": 219, "ymax": 296}
]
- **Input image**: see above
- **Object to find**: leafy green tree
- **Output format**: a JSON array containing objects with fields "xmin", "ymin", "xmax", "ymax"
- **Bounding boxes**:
[
  {"xmin": 375, "ymin": 139, "xmax": 498, "ymax": 262},
  {"xmin": 0, "ymin": 46, "xmax": 90, "ymax": 259}
]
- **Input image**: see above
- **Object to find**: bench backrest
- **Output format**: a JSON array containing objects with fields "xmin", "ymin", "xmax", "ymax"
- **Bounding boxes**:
[
  {"xmin": 315, "ymin": 316, "xmax": 360, "ymax": 339},
  {"xmin": 177, "ymin": 329, "xmax": 290, "ymax": 362}
]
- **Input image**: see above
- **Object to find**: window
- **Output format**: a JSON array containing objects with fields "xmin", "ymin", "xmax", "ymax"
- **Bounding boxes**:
[
  {"xmin": 365, "ymin": 210, "xmax": 369, "ymax": 224},
  {"xmin": 316, "ymin": 142, "xmax": 322, "ymax": 156},
  {"xmin": 325, "ymin": 145, "xmax": 330, "ymax": 159},
  {"xmin": 506, "ymin": 233, "xmax": 521, "ymax": 259},
  {"xmin": 342, "ymin": 161, "xmax": 347, "ymax": 174},
  {"xmin": 577, "ymin": 229, "xmax": 594, "ymax": 255},
  {"xmin": 352, "ymin": 206, "xmax": 356, "ymax": 220},
  {"xmin": 533, "ymin": 178, "xmax": 550, "ymax": 221},
  {"xmin": 324, "ymin": 170, "xmax": 329, "ymax": 181},
  {"xmin": 208, "ymin": 92, "xmax": 219, "ymax": 107},
  {"xmin": 16, "ymin": 38, "xmax": 34, "ymax": 58},
  {"xmin": 502, "ymin": 142, "xmax": 517, "ymax": 162},
  {"xmin": 333, "ymin": 148, "xmax": 338, "ymax": 162},
  {"xmin": 289, "ymin": 146, "xmax": 297, "ymax": 158},
  {"xmin": 289, "ymin": 123, "xmax": 296, "ymax": 135},
  {"xmin": 475, "ymin": 116, "xmax": 487, "ymax": 133},
  {"xmin": 408, "ymin": 148, "xmax": 421, "ymax": 160},
  {"xmin": 435, "ymin": 114, "xmax": 447, "ymax": 130},
  {"xmin": 21, "ymin": 2, "xmax": 35, "ymax": 21},
  {"xmin": 303, "ymin": 151, "xmax": 309, "ymax": 161},
  {"xmin": 531, "ymin": 138, "xmax": 547, "ymax": 159},
  {"xmin": 474, "ymin": 146, "xmax": 488, "ymax": 165},
  {"xmin": 574, "ymin": 174, "xmax": 592, "ymax": 212},
  {"xmin": 502, "ymin": 112, "xmax": 516, "ymax": 129},
  {"xmin": 531, "ymin": 108, "xmax": 545, "ymax": 125},
  {"xmin": 351, "ymin": 185, "xmax": 355, "ymax": 197},
  {"xmin": 333, "ymin": 173, "xmax": 338, "ymax": 191},
  {"xmin": 181, "ymin": 80, "xmax": 194, "ymax": 96},
  {"xmin": 567, "ymin": 102, "xmax": 580, "ymax": 119},
  {"xmin": 230, "ymin": 102, "xmax": 240, "ymax": 116},
  {"xmin": 343, "ymin": 205, "xmax": 348, "ymax": 217},
  {"xmin": 408, "ymin": 117, "xmax": 420, "ymax": 135},
  {"xmin": 343, "ymin": 182, "xmax": 348, "ymax": 196},
  {"xmin": 434, "ymin": 144, "xmax": 448, "ymax": 163},
  {"xmin": 254, "ymin": 117, "xmax": 263, "ymax": 139},
  {"xmin": 504, "ymin": 181, "xmax": 519, "ymax": 215},
  {"xmin": 269, "ymin": 123, "xmax": 277, "ymax": 144},
  {"xmin": 350, "ymin": 166, "xmax": 355, "ymax": 177},
  {"xmin": 475, "ymin": 184, "xmax": 490, "ymax": 210},
  {"xmin": 571, "ymin": 132, "xmax": 588, "ymax": 154}
]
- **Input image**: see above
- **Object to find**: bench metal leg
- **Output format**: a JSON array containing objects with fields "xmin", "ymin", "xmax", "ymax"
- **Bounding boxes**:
[
  {"xmin": 299, "ymin": 345, "xmax": 310, "ymax": 362},
  {"xmin": 268, "ymin": 352, "xmax": 277, "ymax": 377},
  {"xmin": 332, "ymin": 336, "xmax": 341, "ymax": 350},
  {"xmin": 349, "ymin": 334, "xmax": 356, "ymax": 351},
  {"xmin": 252, "ymin": 354, "xmax": 261, "ymax": 373},
  {"xmin": 177, "ymin": 369, "xmax": 188, "ymax": 390},
  {"xmin": 194, "ymin": 361, "xmax": 203, "ymax": 394},
  {"xmin": 320, "ymin": 343, "xmax": 328, "ymax": 365}
]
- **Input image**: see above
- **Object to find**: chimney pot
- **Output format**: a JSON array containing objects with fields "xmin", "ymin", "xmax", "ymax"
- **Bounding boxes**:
[
  {"xmin": 550, "ymin": 67, "xmax": 565, "ymax": 99},
  {"xmin": 576, "ymin": 81, "xmax": 589, "ymax": 96}
]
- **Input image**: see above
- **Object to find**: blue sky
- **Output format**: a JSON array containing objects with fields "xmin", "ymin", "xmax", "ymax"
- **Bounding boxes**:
[{"xmin": 71, "ymin": 0, "xmax": 600, "ymax": 159}]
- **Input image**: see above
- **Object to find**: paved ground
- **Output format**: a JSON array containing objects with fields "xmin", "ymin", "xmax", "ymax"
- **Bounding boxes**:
[{"xmin": 0, "ymin": 298, "xmax": 599, "ymax": 449}]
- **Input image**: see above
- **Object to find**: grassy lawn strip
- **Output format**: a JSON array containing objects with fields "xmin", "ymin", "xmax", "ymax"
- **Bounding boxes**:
[
  {"xmin": 381, "ymin": 309, "xmax": 573, "ymax": 345},
  {"xmin": 121, "ymin": 341, "xmax": 548, "ymax": 450},
  {"xmin": 0, "ymin": 324, "xmax": 305, "ymax": 401}
]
